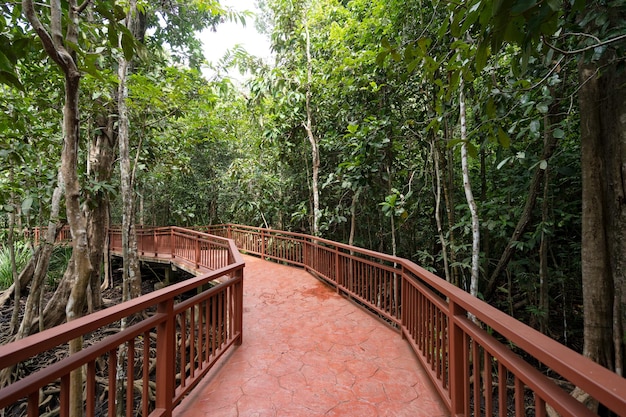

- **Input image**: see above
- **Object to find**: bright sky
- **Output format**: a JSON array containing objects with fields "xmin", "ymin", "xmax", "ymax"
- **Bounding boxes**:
[{"xmin": 200, "ymin": 0, "xmax": 272, "ymax": 81}]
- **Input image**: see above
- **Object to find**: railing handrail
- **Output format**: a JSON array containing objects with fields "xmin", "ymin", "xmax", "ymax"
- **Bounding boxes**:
[
  {"xmin": 0, "ymin": 226, "xmax": 245, "ymax": 417},
  {"xmin": 208, "ymin": 223, "xmax": 626, "ymax": 416}
]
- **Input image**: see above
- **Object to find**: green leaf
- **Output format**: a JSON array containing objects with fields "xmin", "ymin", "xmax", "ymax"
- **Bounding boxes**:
[
  {"xmin": 108, "ymin": 22, "xmax": 118, "ymax": 49},
  {"xmin": 375, "ymin": 51, "xmax": 388, "ymax": 67},
  {"xmin": 121, "ymin": 31, "xmax": 135, "ymax": 61},
  {"xmin": 466, "ymin": 141, "xmax": 478, "ymax": 159},
  {"xmin": 21, "ymin": 197, "xmax": 34, "ymax": 214},
  {"xmin": 511, "ymin": 0, "xmax": 537, "ymax": 14},
  {"xmin": 553, "ymin": 128, "xmax": 565, "ymax": 139},
  {"xmin": 536, "ymin": 102, "xmax": 549, "ymax": 114},
  {"xmin": 498, "ymin": 127, "xmax": 511, "ymax": 148},
  {"xmin": 0, "ymin": 71, "xmax": 24, "ymax": 91},
  {"xmin": 476, "ymin": 42, "xmax": 489, "ymax": 73},
  {"xmin": 0, "ymin": 50, "xmax": 13, "ymax": 72}
]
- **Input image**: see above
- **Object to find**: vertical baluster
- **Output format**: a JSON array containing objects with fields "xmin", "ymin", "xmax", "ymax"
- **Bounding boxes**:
[
  {"xmin": 86, "ymin": 361, "xmax": 96, "ymax": 417},
  {"xmin": 60, "ymin": 374, "xmax": 70, "ymax": 417},
  {"xmin": 127, "ymin": 340, "xmax": 135, "ymax": 417},
  {"xmin": 190, "ymin": 306, "xmax": 196, "ymax": 379},
  {"xmin": 464, "ymin": 334, "xmax": 471, "ymax": 417},
  {"xmin": 514, "ymin": 376, "xmax": 524, "ymax": 417},
  {"xmin": 484, "ymin": 350, "xmax": 493, "ymax": 416},
  {"xmin": 28, "ymin": 390, "xmax": 39, "ymax": 417},
  {"xmin": 108, "ymin": 349, "xmax": 117, "ymax": 417},
  {"xmin": 473, "ymin": 339, "xmax": 480, "ymax": 416},
  {"xmin": 535, "ymin": 394, "xmax": 546, "ymax": 417},
  {"xmin": 498, "ymin": 363, "xmax": 507, "ymax": 417},
  {"xmin": 180, "ymin": 314, "xmax": 187, "ymax": 388},
  {"xmin": 142, "ymin": 331, "xmax": 150, "ymax": 417}
]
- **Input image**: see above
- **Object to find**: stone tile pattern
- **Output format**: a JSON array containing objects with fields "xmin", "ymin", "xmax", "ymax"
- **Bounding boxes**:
[{"xmin": 175, "ymin": 255, "xmax": 449, "ymax": 417}]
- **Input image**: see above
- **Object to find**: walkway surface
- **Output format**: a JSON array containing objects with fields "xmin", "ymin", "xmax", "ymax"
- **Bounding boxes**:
[{"xmin": 174, "ymin": 255, "xmax": 448, "ymax": 417}]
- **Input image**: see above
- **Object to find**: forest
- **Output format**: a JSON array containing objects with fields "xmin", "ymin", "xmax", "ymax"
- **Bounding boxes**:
[{"xmin": 0, "ymin": 0, "xmax": 624, "ymax": 401}]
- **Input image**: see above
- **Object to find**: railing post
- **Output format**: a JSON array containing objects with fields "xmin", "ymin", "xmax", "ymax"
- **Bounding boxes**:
[
  {"xmin": 155, "ymin": 299, "xmax": 175, "ymax": 416},
  {"xmin": 261, "ymin": 229, "xmax": 266, "ymax": 258},
  {"xmin": 235, "ymin": 268, "xmax": 243, "ymax": 346},
  {"xmin": 449, "ymin": 300, "xmax": 466, "ymax": 416},
  {"xmin": 334, "ymin": 246, "xmax": 341, "ymax": 292},
  {"xmin": 195, "ymin": 235, "xmax": 200, "ymax": 268},
  {"xmin": 170, "ymin": 228, "xmax": 175, "ymax": 259},
  {"xmin": 400, "ymin": 266, "xmax": 406, "ymax": 340},
  {"xmin": 227, "ymin": 224, "xmax": 232, "ymax": 239},
  {"xmin": 154, "ymin": 228, "xmax": 158, "ymax": 256}
]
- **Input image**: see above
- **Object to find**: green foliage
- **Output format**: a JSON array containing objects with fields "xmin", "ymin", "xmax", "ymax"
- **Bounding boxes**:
[
  {"xmin": 47, "ymin": 246, "xmax": 72, "ymax": 289},
  {"xmin": 0, "ymin": 241, "xmax": 32, "ymax": 290}
]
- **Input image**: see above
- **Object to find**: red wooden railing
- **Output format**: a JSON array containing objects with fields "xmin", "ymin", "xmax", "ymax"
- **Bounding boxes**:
[
  {"xmin": 0, "ymin": 227, "xmax": 244, "ymax": 417},
  {"xmin": 204, "ymin": 224, "xmax": 626, "ymax": 417}
]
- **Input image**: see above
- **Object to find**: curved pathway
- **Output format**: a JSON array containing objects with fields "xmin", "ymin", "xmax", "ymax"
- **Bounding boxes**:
[{"xmin": 175, "ymin": 255, "xmax": 448, "ymax": 417}]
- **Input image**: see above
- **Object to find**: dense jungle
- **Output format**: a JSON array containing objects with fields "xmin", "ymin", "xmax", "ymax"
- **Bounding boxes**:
[{"xmin": 0, "ymin": 0, "xmax": 624, "ymax": 414}]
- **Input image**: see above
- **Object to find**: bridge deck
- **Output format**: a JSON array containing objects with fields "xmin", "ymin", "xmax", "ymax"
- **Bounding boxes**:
[{"xmin": 172, "ymin": 255, "xmax": 448, "ymax": 417}]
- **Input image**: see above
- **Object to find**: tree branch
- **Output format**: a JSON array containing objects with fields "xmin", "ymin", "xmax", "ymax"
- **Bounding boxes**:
[
  {"xmin": 75, "ymin": 0, "xmax": 92, "ymax": 14},
  {"xmin": 542, "ymin": 33, "xmax": 626, "ymax": 56},
  {"xmin": 22, "ymin": 0, "xmax": 63, "ymax": 67}
]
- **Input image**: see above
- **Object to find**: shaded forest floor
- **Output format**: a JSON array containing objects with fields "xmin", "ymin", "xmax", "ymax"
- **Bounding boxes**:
[{"xmin": 0, "ymin": 260, "xmax": 193, "ymax": 416}]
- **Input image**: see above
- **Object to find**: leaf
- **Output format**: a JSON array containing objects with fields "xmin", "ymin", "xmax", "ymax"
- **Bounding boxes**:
[
  {"xmin": 497, "ymin": 157, "xmax": 511, "ymax": 170},
  {"xmin": 539, "ymin": 160, "xmax": 548, "ymax": 170},
  {"xmin": 466, "ymin": 141, "xmax": 478, "ymax": 159},
  {"xmin": 553, "ymin": 128, "xmax": 565, "ymax": 139},
  {"xmin": 536, "ymin": 102, "xmax": 549, "ymax": 114},
  {"xmin": 476, "ymin": 41, "xmax": 489, "ymax": 73},
  {"xmin": 375, "ymin": 51, "xmax": 388, "ymax": 67},
  {"xmin": 108, "ymin": 22, "xmax": 118, "ymax": 49},
  {"xmin": 22, "ymin": 197, "xmax": 34, "ymax": 215},
  {"xmin": 511, "ymin": 0, "xmax": 537, "ymax": 14},
  {"xmin": 0, "ymin": 71, "xmax": 24, "ymax": 91},
  {"xmin": 121, "ymin": 31, "xmax": 135, "ymax": 61},
  {"xmin": 497, "ymin": 127, "xmax": 511, "ymax": 148},
  {"xmin": 0, "ymin": 50, "xmax": 13, "ymax": 72}
]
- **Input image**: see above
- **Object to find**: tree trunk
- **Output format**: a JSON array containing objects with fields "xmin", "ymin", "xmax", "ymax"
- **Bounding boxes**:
[
  {"xmin": 432, "ymin": 136, "xmax": 451, "ymax": 282},
  {"xmin": 459, "ymin": 80, "xmax": 480, "ymax": 299},
  {"xmin": 22, "ymin": 2, "xmax": 93, "ymax": 415},
  {"xmin": 348, "ymin": 188, "xmax": 361, "ymax": 247},
  {"xmin": 118, "ymin": 47, "xmax": 142, "ymax": 305},
  {"xmin": 85, "ymin": 111, "xmax": 117, "ymax": 312},
  {"xmin": 579, "ymin": 57, "xmax": 626, "ymax": 375},
  {"xmin": 302, "ymin": 19, "xmax": 320, "ymax": 236},
  {"xmin": 8, "ymin": 180, "xmax": 20, "ymax": 333},
  {"xmin": 485, "ymin": 111, "xmax": 560, "ymax": 299}
]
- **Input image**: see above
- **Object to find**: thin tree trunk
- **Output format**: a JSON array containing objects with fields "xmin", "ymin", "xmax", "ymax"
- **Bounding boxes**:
[
  {"xmin": 459, "ymin": 79, "xmax": 479, "ymax": 299},
  {"xmin": 442, "ymin": 118, "xmax": 459, "ymax": 286},
  {"xmin": 118, "ymin": 48, "xmax": 142, "ymax": 305},
  {"xmin": 8, "ymin": 182, "xmax": 20, "ymax": 333},
  {"xmin": 432, "ymin": 136, "xmax": 451, "ymax": 282},
  {"xmin": 302, "ymin": 19, "xmax": 320, "ymax": 236},
  {"xmin": 348, "ymin": 188, "xmax": 361, "ymax": 247},
  {"xmin": 539, "ymin": 158, "xmax": 550, "ymax": 334},
  {"xmin": 485, "ymin": 118, "xmax": 559, "ymax": 299}
]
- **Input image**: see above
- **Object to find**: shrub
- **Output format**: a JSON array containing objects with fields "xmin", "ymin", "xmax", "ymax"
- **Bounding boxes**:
[{"xmin": 0, "ymin": 242, "xmax": 33, "ymax": 290}]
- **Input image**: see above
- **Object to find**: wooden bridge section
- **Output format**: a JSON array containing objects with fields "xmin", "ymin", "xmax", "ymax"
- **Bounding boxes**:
[{"xmin": 0, "ymin": 224, "xmax": 625, "ymax": 417}]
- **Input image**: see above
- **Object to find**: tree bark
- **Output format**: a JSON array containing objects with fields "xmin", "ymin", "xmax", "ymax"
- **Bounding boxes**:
[
  {"xmin": 118, "ymin": 19, "xmax": 142, "ymax": 305},
  {"xmin": 302, "ymin": 19, "xmax": 320, "ymax": 236},
  {"xmin": 432, "ymin": 136, "xmax": 451, "ymax": 282},
  {"xmin": 85, "ymin": 111, "xmax": 117, "ymax": 312},
  {"xmin": 579, "ymin": 56, "xmax": 626, "ymax": 375},
  {"xmin": 485, "ymin": 113, "xmax": 560, "ymax": 299},
  {"xmin": 459, "ymin": 80, "xmax": 480, "ymax": 299},
  {"xmin": 23, "ymin": 2, "xmax": 93, "ymax": 415}
]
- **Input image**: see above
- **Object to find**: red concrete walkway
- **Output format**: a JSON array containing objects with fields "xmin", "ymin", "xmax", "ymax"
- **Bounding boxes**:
[{"xmin": 174, "ymin": 255, "xmax": 448, "ymax": 417}]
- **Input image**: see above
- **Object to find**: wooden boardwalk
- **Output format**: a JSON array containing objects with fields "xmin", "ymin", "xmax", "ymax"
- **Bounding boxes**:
[{"xmin": 172, "ymin": 255, "xmax": 448, "ymax": 417}]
